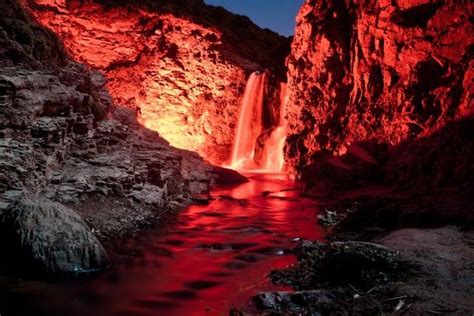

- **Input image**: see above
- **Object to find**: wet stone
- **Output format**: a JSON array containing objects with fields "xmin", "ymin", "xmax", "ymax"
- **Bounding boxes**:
[
  {"xmin": 230, "ymin": 242, "xmax": 259, "ymax": 250},
  {"xmin": 135, "ymin": 299, "xmax": 179, "ymax": 310},
  {"xmin": 248, "ymin": 246, "xmax": 287, "ymax": 256},
  {"xmin": 208, "ymin": 271, "xmax": 233, "ymax": 277},
  {"xmin": 163, "ymin": 239, "xmax": 184, "ymax": 246},
  {"xmin": 200, "ymin": 211, "xmax": 226, "ymax": 217},
  {"xmin": 198, "ymin": 243, "xmax": 232, "ymax": 251},
  {"xmin": 224, "ymin": 261, "xmax": 247, "ymax": 270}
]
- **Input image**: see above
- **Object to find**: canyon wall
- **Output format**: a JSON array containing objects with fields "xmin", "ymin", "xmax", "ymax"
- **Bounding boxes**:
[
  {"xmin": 1, "ymin": 0, "xmax": 237, "ymax": 274},
  {"xmin": 26, "ymin": 0, "xmax": 289, "ymax": 165},
  {"xmin": 285, "ymin": 0, "xmax": 473, "ymax": 176},
  {"xmin": 1, "ymin": 0, "xmax": 286, "ymax": 277}
]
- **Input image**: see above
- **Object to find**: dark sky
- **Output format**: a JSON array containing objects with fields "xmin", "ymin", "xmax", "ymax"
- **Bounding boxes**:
[{"xmin": 204, "ymin": 0, "xmax": 305, "ymax": 37}]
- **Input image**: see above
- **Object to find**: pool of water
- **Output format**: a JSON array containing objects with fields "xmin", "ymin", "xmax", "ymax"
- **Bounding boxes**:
[{"xmin": 1, "ymin": 173, "xmax": 324, "ymax": 315}]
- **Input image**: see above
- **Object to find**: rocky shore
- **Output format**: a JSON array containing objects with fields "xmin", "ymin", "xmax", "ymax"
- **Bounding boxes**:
[
  {"xmin": 242, "ymin": 189, "xmax": 474, "ymax": 315},
  {"xmin": 0, "ymin": 0, "xmax": 246, "ymax": 278},
  {"xmin": 237, "ymin": 0, "xmax": 474, "ymax": 313}
]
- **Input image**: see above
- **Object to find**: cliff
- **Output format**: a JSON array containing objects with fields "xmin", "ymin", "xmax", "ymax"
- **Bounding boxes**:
[
  {"xmin": 2, "ymin": 0, "xmax": 293, "ymax": 277},
  {"xmin": 285, "ymin": 0, "xmax": 473, "ymax": 184},
  {"xmin": 25, "ymin": 0, "xmax": 290, "ymax": 164},
  {"xmin": 0, "ymin": 0, "xmax": 232, "ymax": 276},
  {"xmin": 3, "ymin": 0, "xmax": 472, "ymax": 279}
]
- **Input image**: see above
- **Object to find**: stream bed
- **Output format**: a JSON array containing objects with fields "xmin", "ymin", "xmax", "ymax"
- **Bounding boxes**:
[{"xmin": 1, "ymin": 173, "xmax": 324, "ymax": 315}]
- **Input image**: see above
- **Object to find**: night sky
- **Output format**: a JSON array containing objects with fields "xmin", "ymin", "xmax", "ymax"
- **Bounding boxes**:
[{"xmin": 204, "ymin": 0, "xmax": 305, "ymax": 37}]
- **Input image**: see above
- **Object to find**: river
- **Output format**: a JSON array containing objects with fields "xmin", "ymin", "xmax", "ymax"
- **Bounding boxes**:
[{"xmin": 1, "ymin": 173, "xmax": 324, "ymax": 315}]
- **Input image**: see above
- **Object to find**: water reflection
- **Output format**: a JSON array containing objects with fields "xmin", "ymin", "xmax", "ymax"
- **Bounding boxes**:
[{"xmin": 0, "ymin": 173, "xmax": 323, "ymax": 316}]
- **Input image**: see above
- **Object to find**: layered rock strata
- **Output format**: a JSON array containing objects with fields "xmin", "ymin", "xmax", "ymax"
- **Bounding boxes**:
[{"xmin": 0, "ymin": 0, "xmax": 221, "ymax": 275}]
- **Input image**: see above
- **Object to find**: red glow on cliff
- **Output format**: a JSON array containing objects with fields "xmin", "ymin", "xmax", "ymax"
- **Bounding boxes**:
[{"xmin": 26, "ymin": 0, "xmax": 252, "ymax": 165}]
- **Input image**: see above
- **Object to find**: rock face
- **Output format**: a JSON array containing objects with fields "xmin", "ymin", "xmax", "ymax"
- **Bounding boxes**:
[
  {"xmin": 285, "ymin": 0, "xmax": 473, "ymax": 176},
  {"xmin": 1, "ymin": 196, "xmax": 109, "ymax": 275},
  {"xmin": 0, "ymin": 63, "xmax": 214, "ymax": 211},
  {"xmin": 25, "ymin": 0, "xmax": 289, "ymax": 165},
  {"xmin": 0, "ymin": 0, "xmax": 228, "ymax": 275}
]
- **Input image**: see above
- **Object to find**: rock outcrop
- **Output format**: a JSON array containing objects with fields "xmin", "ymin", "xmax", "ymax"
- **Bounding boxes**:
[
  {"xmin": 25, "ymin": 0, "xmax": 289, "ymax": 165},
  {"xmin": 253, "ymin": 227, "xmax": 474, "ymax": 315},
  {"xmin": 270, "ymin": 240, "xmax": 401, "ymax": 291},
  {"xmin": 0, "ymin": 0, "xmax": 231, "ymax": 275},
  {"xmin": 1, "ymin": 196, "xmax": 110, "ymax": 275},
  {"xmin": 0, "ymin": 63, "xmax": 214, "ymax": 227},
  {"xmin": 285, "ymin": 0, "xmax": 473, "ymax": 181}
]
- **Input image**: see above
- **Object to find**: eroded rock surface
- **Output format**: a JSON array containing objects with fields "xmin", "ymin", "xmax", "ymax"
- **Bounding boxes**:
[
  {"xmin": 26, "ymin": 0, "xmax": 289, "ymax": 164},
  {"xmin": 1, "ymin": 196, "xmax": 110, "ymax": 275},
  {"xmin": 0, "ymin": 0, "xmax": 223, "ymax": 275},
  {"xmin": 285, "ymin": 0, "xmax": 473, "ymax": 177}
]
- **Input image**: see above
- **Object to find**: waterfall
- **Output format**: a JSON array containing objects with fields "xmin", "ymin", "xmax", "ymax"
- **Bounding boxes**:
[
  {"xmin": 228, "ymin": 72, "xmax": 287, "ymax": 172},
  {"xmin": 229, "ymin": 71, "xmax": 266, "ymax": 170},
  {"xmin": 261, "ymin": 82, "xmax": 288, "ymax": 172}
]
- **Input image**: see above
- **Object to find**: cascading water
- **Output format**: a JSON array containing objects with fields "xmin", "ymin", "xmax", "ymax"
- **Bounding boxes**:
[
  {"xmin": 229, "ymin": 71, "xmax": 266, "ymax": 170},
  {"xmin": 229, "ymin": 72, "xmax": 288, "ymax": 172},
  {"xmin": 261, "ymin": 83, "xmax": 288, "ymax": 172}
]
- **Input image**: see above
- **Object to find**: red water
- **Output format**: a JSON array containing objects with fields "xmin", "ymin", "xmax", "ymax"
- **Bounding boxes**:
[
  {"xmin": 0, "ymin": 173, "xmax": 324, "ymax": 316},
  {"xmin": 229, "ymin": 72, "xmax": 266, "ymax": 170}
]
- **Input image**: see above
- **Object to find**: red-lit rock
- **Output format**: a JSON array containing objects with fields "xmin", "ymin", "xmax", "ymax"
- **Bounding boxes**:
[
  {"xmin": 285, "ymin": 0, "xmax": 474, "ymax": 177},
  {"xmin": 25, "ymin": 0, "xmax": 289, "ymax": 165},
  {"xmin": 0, "ymin": 0, "xmax": 223, "ymax": 256}
]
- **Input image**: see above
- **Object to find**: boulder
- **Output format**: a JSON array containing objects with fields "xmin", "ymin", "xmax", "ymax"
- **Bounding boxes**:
[
  {"xmin": 301, "ymin": 144, "xmax": 384, "ymax": 197},
  {"xmin": 270, "ymin": 240, "xmax": 401, "ymax": 291},
  {"xmin": 1, "ymin": 196, "xmax": 109, "ymax": 276}
]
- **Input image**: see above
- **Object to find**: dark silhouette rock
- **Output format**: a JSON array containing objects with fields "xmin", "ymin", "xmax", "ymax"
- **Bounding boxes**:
[
  {"xmin": 211, "ymin": 166, "xmax": 248, "ymax": 186},
  {"xmin": 1, "ymin": 196, "xmax": 109, "ymax": 276},
  {"xmin": 270, "ymin": 240, "xmax": 402, "ymax": 291}
]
